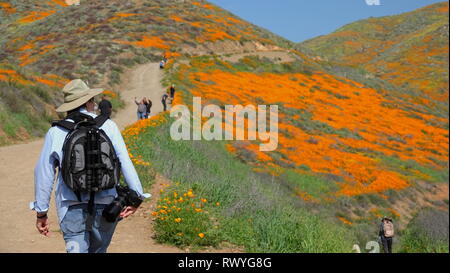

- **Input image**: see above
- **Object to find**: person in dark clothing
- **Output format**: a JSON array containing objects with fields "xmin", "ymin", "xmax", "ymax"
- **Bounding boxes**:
[
  {"xmin": 161, "ymin": 93, "xmax": 169, "ymax": 111},
  {"xmin": 145, "ymin": 98, "xmax": 152, "ymax": 118},
  {"xmin": 169, "ymin": 84, "xmax": 176, "ymax": 99},
  {"xmin": 98, "ymin": 95, "xmax": 112, "ymax": 117},
  {"xmin": 142, "ymin": 98, "xmax": 149, "ymax": 119},
  {"xmin": 379, "ymin": 217, "xmax": 394, "ymax": 253}
]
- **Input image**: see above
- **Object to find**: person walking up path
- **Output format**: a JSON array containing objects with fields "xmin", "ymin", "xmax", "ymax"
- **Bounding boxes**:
[
  {"xmin": 146, "ymin": 98, "xmax": 152, "ymax": 118},
  {"xmin": 161, "ymin": 92, "xmax": 169, "ymax": 111},
  {"xmin": 32, "ymin": 79, "xmax": 149, "ymax": 253},
  {"xmin": 379, "ymin": 216, "xmax": 395, "ymax": 253},
  {"xmin": 169, "ymin": 84, "xmax": 176, "ymax": 100},
  {"xmin": 135, "ymin": 97, "xmax": 147, "ymax": 120}
]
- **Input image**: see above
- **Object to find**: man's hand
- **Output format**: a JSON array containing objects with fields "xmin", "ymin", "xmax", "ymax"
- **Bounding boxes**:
[
  {"xmin": 36, "ymin": 216, "xmax": 50, "ymax": 237},
  {"xmin": 120, "ymin": 206, "xmax": 138, "ymax": 219}
]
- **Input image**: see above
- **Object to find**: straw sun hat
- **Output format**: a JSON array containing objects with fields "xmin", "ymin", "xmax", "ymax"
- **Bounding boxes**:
[{"xmin": 56, "ymin": 79, "xmax": 104, "ymax": 112}]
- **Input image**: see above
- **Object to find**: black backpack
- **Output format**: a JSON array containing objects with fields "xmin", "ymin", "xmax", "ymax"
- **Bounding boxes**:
[{"xmin": 52, "ymin": 112, "xmax": 121, "ymax": 214}]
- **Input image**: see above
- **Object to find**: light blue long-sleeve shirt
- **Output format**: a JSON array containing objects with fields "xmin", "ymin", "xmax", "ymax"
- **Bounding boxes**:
[{"xmin": 30, "ymin": 108, "xmax": 149, "ymax": 223}]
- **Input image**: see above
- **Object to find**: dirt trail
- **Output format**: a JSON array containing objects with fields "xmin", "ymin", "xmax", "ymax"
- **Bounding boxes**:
[
  {"xmin": 114, "ymin": 63, "xmax": 166, "ymax": 131},
  {"xmin": 0, "ymin": 62, "xmax": 178, "ymax": 253},
  {"xmin": 219, "ymin": 50, "xmax": 297, "ymax": 63}
]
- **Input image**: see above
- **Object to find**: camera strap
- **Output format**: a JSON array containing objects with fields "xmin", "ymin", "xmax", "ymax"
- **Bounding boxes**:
[{"xmin": 88, "ymin": 191, "xmax": 95, "ymax": 215}]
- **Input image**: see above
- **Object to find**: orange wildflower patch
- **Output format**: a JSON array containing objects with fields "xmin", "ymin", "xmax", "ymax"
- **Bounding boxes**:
[
  {"xmin": 45, "ymin": 73, "xmax": 69, "ymax": 85},
  {"xmin": 19, "ymin": 10, "xmax": 56, "ymax": 23},
  {"xmin": 102, "ymin": 90, "xmax": 117, "ymax": 98},
  {"xmin": 170, "ymin": 15, "xmax": 184, "ymax": 22},
  {"xmin": 115, "ymin": 12, "xmax": 137, "ymax": 17},
  {"xmin": 437, "ymin": 3, "xmax": 449, "ymax": 13},
  {"xmin": 113, "ymin": 36, "xmax": 170, "ymax": 50},
  {"xmin": 337, "ymin": 216, "xmax": 353, "ymax": 225},
  {"xmin": 185, "ymin": 69, "xmax": 448, "ymax": 196},
  {"xmin": 165, "ymin": 51, "xmax": 181, "ymax": 59},
  {"xmin": 34, "ymin": 76, "xmax": 60, "ymax": 87},
  {"xmin": 0, "ymin": 68, "xmax": 34, "ymax": 85},
  {"xmin": 19, "ymin": 53, "xmax": 38, "ymax": 67},
  {"xmin": 18, "ymin": 43, "xmax": 35, "ymax": 51},
  {"xmin": 192, "ymin": 1, "xmax": 215, "ymax": 10},
  {"xmin": 189, "ymin": 21, "xmax": 203, "ymax": 28},
  {"xmin": 49, "ymin": 0, "xmax": 68, "ymax": 7},
  {"xmin": 0, "ymin": 2, "xmax": 16, "ymax": 14},
  {"xmin": 122, "ymin": 114, "xmax": 167, "ymax": 138},
  {"xmin": 201, "ymin": 30, "xmax": 237, "ymax": 42},
  {"xmin": 226, "ymin": 17, "xmax": 245, "ymax": 25}
]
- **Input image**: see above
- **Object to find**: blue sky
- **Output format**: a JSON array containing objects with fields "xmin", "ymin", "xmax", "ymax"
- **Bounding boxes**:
[{"xmin": 208, "ymin": 0, "xmax": 446, "ymax": 42}]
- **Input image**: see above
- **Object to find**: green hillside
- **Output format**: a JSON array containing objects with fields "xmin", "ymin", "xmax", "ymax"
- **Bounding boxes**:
[{"xmin": 301, "ymin": 2, "xmax": 449, "ymax": 108}]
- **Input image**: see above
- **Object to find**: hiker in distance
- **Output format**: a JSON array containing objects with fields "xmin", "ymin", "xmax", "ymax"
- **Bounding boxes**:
[
  {"xmin": 98, "ymin": 94, "xmax": 112, "ymax": 117},
  {"xmin": 135, "ymin": 97, "xmax": 148, "ymax": 120},
  {"xmin": 161, "ymin": 92, "xmax": 169, "ymax": 111},
  {"xmin": 146, "ymin": 98, "xmax": 152, "ymax": 118},
  {"xmin": 379, "ymin": 216, "xmax": 395, "ymax": 253},
  {"xmin": 31, "ymin": 79, "xmax": 149, "ymax": 253}
]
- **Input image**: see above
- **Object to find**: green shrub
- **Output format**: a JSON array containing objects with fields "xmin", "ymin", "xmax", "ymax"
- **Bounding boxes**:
[{"xmin": 399, "ymin": 208, "xmax": 449, "ymax": 253}]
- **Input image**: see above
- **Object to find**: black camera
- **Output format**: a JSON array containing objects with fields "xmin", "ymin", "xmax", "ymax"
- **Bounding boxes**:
[{"xmin": 102, "ymin": 184, "xmax": 143, "ymax": 223}]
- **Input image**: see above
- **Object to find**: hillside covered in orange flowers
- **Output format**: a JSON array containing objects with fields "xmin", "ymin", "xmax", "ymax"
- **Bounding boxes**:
[{"xmin": 301, "ymin": 2, "xmax": 449, "ymax": 105}]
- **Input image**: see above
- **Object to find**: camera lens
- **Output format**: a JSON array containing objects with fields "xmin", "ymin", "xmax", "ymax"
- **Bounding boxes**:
[{"xmin": 102, "ymin": 200, "xmax": 123, "ymax": 223}]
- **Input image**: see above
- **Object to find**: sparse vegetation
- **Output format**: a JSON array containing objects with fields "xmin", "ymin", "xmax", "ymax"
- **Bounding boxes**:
[{"xmin": 399, "ymin": 208, "xmax": 449, "ymax": 253}]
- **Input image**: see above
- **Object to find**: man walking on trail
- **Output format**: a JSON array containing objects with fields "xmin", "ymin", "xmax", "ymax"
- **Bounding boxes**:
[
  {"xmin": 379, "ymin": 216, "xmax": 395, "ymax": 253},
  {"xmin": 98, "ymin": 95, "xmax": 112, "ymax": 117},
  {"xmin": 31, "ymin": 79, "xmax": 149, "ymax": 253},
  {"xmin": 161, "ymin": 92, "xmax": 169, "ymax": 111},
  {"xmin": 135, "ymin": 97, "xmax": 147, "ymax": 120}
]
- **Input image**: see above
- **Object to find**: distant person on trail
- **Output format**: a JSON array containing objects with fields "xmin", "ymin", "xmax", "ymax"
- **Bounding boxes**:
[
  {"xmin": 31, "ymin": 79, "xmax": 148, "ymax": 253},
  {"xmin": 159, "ymin": 60, "xmax": 165, "ymax": 69},
  {"xmin": 161, "ymin": 92, "xmax": 169, "ymax": 111},
  {"xmin": 379, "ymin": 216, "xmax": 394, "ymax": 253},
  {"xmin": 169, "ymin": 84, "xmax": 176, "ymax": 100},
  {"xmin": 98, "ymin": 95, "xmax": 112, "ymax": 117},
  {"xmin": 145, "ymin": 98, "xmax": 152, "ymax": 118},
  {"xmin": 135, "ymin": 97, "xmax": 147, "ymax": 120}
]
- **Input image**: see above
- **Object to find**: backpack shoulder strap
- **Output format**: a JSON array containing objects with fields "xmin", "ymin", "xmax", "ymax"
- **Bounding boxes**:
[
  {"xmin": 52, "ymin": 112, "xmax": 97, "ymax": 131},
  {"xmin": 94, "ymin": 114, "xmax": 109, "ymax": 127}
]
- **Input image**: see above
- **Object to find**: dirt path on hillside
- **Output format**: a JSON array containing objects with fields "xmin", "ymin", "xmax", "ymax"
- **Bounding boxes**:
[
  {"xmin": 220, "ymin": 50, "xmax": 297, "ymax": 63},
  {"xmin": 0, "ymin": 62, "xmax": 178, "ymax": 253}
]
